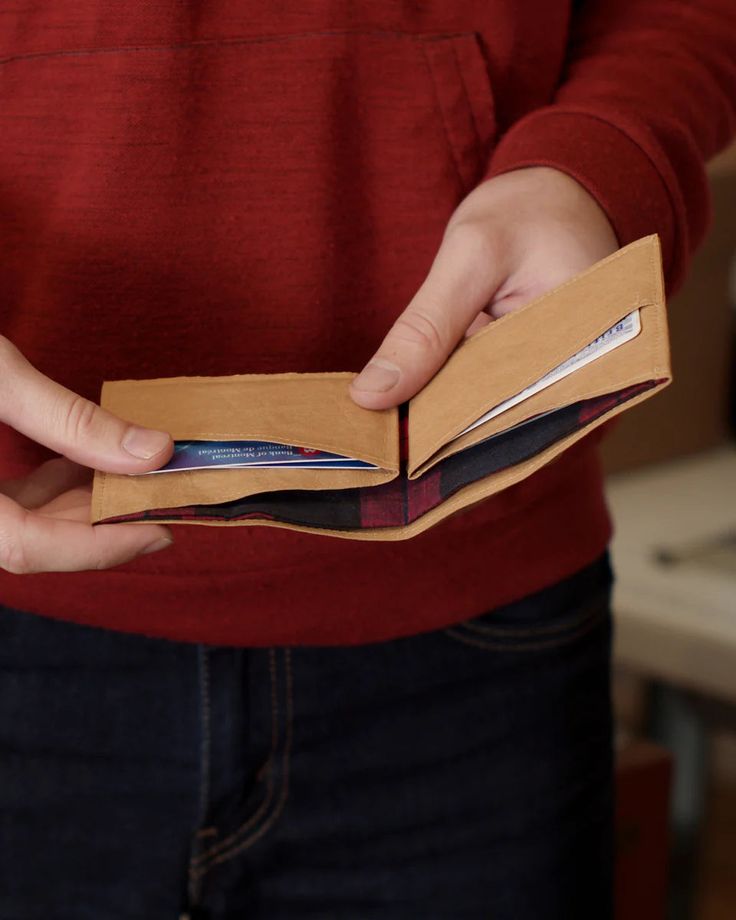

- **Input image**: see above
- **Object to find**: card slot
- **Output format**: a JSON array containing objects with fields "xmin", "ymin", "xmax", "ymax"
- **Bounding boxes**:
[
  {"xmin": 148, "ymin": 439, "xmax": 378, "ymax": 474},
  {"xmin": 92, "ymin": 463, "xmax": 397, "ymax": 523},
  {"xmin": 389, "ymin": 378, "xmax": 670, "ymax": 541},
  {"xmin": 409, "ymin": 297, "xmax": 668, "ymax": 478},
  {"xmin": 92, "ymin": 372, "xmax": 399, "ymax": 522},
  {"xmin": 407, "ymin": 235, "xmax": 664, "ymax": 475},
  {"xmin": 99, "ymin": 372, "xmax": 399, "ymax": 469}
]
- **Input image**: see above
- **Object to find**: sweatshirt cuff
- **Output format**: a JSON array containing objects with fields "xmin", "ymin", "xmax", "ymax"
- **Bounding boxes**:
[{"xmin": 484, "ymin": 108, "xmax": 684, "ymax": 290}]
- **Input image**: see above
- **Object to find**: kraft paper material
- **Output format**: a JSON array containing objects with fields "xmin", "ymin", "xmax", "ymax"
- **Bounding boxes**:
[{"xmin": 92, "ymin": 235, "xmax": 671, "ymax": 539}]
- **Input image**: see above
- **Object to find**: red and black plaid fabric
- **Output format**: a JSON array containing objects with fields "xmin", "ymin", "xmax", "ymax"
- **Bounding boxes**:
[{"xmin": 101, "ymin": 382, "xmax": 658, "ymax": 531}]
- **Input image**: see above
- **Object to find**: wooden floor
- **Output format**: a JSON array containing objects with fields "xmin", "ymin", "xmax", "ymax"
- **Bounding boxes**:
[{"xmin": 696, "ymin": 780, "xmax": 736, "ymax": 919}]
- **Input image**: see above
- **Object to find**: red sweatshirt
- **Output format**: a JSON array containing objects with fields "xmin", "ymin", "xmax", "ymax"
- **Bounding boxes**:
[{"xmin": 0, "ymin": 2, "xmax": 734, "ymax": 645}]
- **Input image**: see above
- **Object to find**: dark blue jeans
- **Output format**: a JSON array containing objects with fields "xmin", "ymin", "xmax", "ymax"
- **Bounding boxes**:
[{"xmin": 0, "ymin": 555, "xmax": 614, "ymax": 920}]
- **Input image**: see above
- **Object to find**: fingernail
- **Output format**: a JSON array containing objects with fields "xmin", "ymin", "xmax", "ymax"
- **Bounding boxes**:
[
  {"xmin": 142, "ymin": 536, "xmax": 174, "ymax": 555},
  {"xmin": 122, "ymin": 427, "xmax": 171, "ymax": 460},
  {"xmin": 352, "ymin": 359, "xmax": 401, "ymax": 393}
]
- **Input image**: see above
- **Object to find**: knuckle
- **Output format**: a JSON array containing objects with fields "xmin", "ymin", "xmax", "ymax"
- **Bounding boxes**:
[
  {"xmin": 0, "ymin": 528, "xmax": 30, "ymax": 575},
  {"xmin": 0, "ymin": 335, "xmax": 16, "ymax": 364},
  {"xmin": 60, "ymin": 394, "xmax": 100, "ymax": 444},
  {"xmin": 0, "ymin": 336, "xmax": 21, "ymax": 382},
  {"xmin": 93, "ymin": 538, "xmax": 112, "ymax": 572},
  {"xmin": 445, "ymin": 215, "xmax": 496, "ymax": 259},
  {"xmin": 391, "ymin": 310, "xmax": 445, "ymax": 354}
]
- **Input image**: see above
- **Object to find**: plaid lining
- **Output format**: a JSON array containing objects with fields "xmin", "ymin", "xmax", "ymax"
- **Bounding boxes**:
[{"xmin": 101, "ymin": 382, "xmax": 658, "ymax": 531}]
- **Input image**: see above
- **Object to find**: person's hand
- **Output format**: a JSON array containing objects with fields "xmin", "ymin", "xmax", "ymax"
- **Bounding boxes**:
[
  {"xmin": 0, "ymin": 337, "xmax": 174, "ymax": 574},
  {"xmin": 350, "ymin": 167, "xmax": 619, "ymax": 409}
]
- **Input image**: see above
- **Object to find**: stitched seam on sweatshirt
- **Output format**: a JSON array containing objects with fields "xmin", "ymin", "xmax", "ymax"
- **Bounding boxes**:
[
  {"xmin": 500, "ymin": 106, "xmax": 681, "ymax": 269},
  {"xmin": 450, "ymin": 41, "xmax": 483, "ymax": 152},
  {"xmin": 419, "ymin": 43, "xmax": 467, "ymax": 192},
  {"xmin": 0, "ymin": 30, "xmax": 472, "ymax": 67}
]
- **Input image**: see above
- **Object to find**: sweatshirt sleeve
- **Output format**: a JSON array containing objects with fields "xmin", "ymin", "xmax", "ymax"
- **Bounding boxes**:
[{"xmin": 485, "ymin": 0, "xmax": 736, "ymax": 291}]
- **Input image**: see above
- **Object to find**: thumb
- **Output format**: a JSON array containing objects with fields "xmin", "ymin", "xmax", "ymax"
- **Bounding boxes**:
[
  {"xmin": 350, "ymin": 223, "xmax": 506, "ymax": 409},
  {"xmin": 0, "ymin": 337, "xmax": 173, "ymax": 474}
]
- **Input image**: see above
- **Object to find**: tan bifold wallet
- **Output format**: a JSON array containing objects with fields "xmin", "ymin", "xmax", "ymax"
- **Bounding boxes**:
[{"xmin": 91, "ymin": 235, "xmax": 671, "ymax": 540}]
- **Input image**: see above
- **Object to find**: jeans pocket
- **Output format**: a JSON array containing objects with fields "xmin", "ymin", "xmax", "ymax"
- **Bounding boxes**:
[{"xmin": 443, "ymin": 553, "xmax": 614, "ymax": 652}]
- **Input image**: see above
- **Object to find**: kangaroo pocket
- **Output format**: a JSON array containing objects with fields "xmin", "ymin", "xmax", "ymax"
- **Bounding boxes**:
[{"xmin": 0, "ymin": 31, "xmax": 497, "ymax": 403}]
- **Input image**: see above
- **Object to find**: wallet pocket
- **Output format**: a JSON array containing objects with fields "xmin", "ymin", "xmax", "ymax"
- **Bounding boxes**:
[
  {"xmin": 410, "ymin": 297, "xmax": 669, "ymax": 477},
  {"xmin": 92, "ymin": 373, "xmax": 399, "ymax": 522},
  {"xmin": 382, "ymin": 375, "xmax": 669, "ymax": 541},
  {"xmin": 407, "ymin": 235, "xmax": 666, "ymax": 476}
]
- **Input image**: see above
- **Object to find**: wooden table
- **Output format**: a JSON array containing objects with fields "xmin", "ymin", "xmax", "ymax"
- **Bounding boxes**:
[
  {"xmin": 610, "ymin": 446, "xmax": 736, "ymax": 699},
  {"xmin": 607, "ymin": 445, "xmax": 736, "ymax": 919}
]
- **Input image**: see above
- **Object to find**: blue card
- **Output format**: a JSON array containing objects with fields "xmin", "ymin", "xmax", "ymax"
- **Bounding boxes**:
[{"xmin": 146, "ymin": 440, "xmax": 377, "ymax": 473}]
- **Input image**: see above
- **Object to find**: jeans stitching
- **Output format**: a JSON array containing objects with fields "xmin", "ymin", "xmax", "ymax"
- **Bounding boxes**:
[
  {"xmin": 200, "ymin": 648, "xmax": 294, "ymax": 871},
  {"xmin": 444, "ymin": 606, "xmax": 609, "ymax": 652},
  {"xmin": 456, "ymin": 592, "xmax": 610, "ymax": 639},
  {"xmin": 197, "ymin": 646, "xmax": 212, "ymax": 825},
  {"xmin": 190, "ymin": 648, "xmax": 281, "ymax": 868},
  {"xmin": 186, "ymin": 646, "xmax": 213, "ymax": 907}
]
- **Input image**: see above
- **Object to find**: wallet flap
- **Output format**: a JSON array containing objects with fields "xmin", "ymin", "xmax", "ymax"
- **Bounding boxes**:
[
  {"xmin": 393, "ymin": 380, "xmax": 670, "ymax": 540},
  {"xmin": 410, "ymin": 296, "xmax": 670, "ymax": 477},
  {"xmin": 100, "ymin": 372, "xmax": 398, "ymax": 468},
  {"xmin": 92, "ymin": 372, "xmax": 398, "ymax": 522},
  {"xmin": 407, "ymin": 235, "xmax": 664, "ymax": 475}
]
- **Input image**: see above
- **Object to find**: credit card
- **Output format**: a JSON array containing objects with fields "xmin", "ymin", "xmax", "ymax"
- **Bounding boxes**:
[
  {"xmin": 144, "ymin": 440, "xmax": 377, "ymax": 473},
  {"xmin": 457, "ymin": 310, "xmax": 642, "ymax": 438}
]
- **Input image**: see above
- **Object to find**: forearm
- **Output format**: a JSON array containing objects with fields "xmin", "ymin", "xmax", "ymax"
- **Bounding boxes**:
[{"xmin": 485, "ymin": 0, "xmax": 736, "ymax": 290}]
